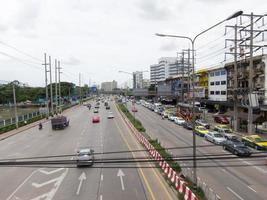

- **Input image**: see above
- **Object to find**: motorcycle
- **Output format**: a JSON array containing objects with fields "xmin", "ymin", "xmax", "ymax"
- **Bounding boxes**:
[{"xmin": 39, "ymin": 123, "xmax": 43, "ymax": 130}]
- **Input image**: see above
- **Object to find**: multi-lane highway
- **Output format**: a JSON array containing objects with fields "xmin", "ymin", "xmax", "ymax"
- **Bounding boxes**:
[
  {"xmin": 0, "ymin": 101, "xmax": 176, "ymax": 200},
  {"xmin": 131, "ymin": 103, "xmax": 267, "ymax": 200}
]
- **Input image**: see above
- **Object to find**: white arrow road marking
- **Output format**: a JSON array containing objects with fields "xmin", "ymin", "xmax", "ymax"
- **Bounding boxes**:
[
  {"xmin": 76, "ymin": 172, "xmax": 86, "ymax": 195},
  {"xmin": 117, "ymin": 169, "xmax": 125, "ymax": 191},
  {"xmin": 39, "ymin": 168, "xmax": 65, "ymax": 175}
]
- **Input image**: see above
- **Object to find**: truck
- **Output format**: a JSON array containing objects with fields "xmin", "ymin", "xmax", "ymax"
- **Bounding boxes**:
[{"xmin": 51, "ymin": 116, "xmax": 70, "ymax": 130}]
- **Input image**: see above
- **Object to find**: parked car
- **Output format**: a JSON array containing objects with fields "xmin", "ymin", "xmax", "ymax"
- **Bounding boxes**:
[
  {"xmin": 174, "ymin": 117, "xmax": 186, "ymax": 125},
  {"xmin": 214, "ymin": 125, "xmax": 234, "ymax": 138},
  {"xmin": 222, "ymin": 140, "xmax": 252, "ymax": 157},
  {"xmin": 214, "ymin": 115, "xmax": 229, "ymax": 124},
  {"xmin": 77, "ymin": 148, "xmax": 94, "ymax": 167},
  {"xmin": 194, "ymin": 126, "xmax": 209, "ymax": 136},
  {"xmin": 92, "ymin": 116, "xmax": 100, "ymax": 123},
  {"xmin": 195, "ymin": 119, "xmax": 210, "ymax": 129},
  {"xmin": 183, "ymin": 122, "xmax": 193, "ymax": 130},
  {"xmin": 204, "ymin": 131, "xmax": 226, "ymax": 145},
  {"xmin": 241, "ymin": 135, "xmax": 267, "ymax": 150},
  {"xmin": 168, "ymin": 115, "xmax": 176, "ymax": 121}
]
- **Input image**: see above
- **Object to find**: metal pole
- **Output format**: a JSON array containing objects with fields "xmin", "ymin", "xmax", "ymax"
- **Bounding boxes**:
[
  {"xmin": 12, "ymin": 84, "xmax": 18, "ymax": 129},
  {"xmin": 58, "ymin": 60, "xmax": 62, "ymax": 113},
  {"xmin": 233, "ymin": 24, "xmax": 238, "ymax": 131},
  {"xmin": 79, "ymin": 73, "xmax": 82, "ymax": 104},
  {"xmin": 44, "ymin": 53, "xmax": 49, "ymax": 118},
  {"xmin": 55, "ymin": 59, "xmax": 58, "ymax": 114},
  {"xmin": 191, "ymin": 41, "xmax": 197, "ymax": 189},
  {"xmin": 49, "ymin": 56, "xmax": 53, "ymax": 115},
  {"xmin": 181, "ymin": 51, "xmax": 185, "ymax": 103},
  {"xmin": 187, "ymin": 48, "xmax": 191, "ymax": 101},
  {"xmin": 248, "ymin": 12, "xmax": 254, "ymax": 134}
]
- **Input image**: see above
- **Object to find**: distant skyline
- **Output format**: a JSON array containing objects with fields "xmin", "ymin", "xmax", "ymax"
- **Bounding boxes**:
[{"xmin": 0, "ymin": 0, "xmax": 266, "ymax": 87}]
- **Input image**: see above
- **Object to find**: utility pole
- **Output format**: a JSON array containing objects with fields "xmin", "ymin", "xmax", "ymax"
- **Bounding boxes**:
[
  {"xmin": 181, "ymin": 51, "xmax": 185, "ymax": 102},
  {"xmin": 187, "ymin": 49, "xmax": 191, "ymax": 101},
  {"xmin": 49, "ymin": 56, "xmax": 53, "ymax": 115},
  {"xmin": 58, "ymin": 60, "xmax": 62, "ymax": 113},
  {"xmin": 54, "ymin": 59, "xmax": 58, "ymax": 114},
  {"xmin": 43, "ymin": 53, "xmax": 49, "ymax": 118},
  {"xmin": 248, "ymin": 12, "xmax": 254, "ymax": 134},
  {"xmin": 79, "ymin": 73, "xmax": 82, "ymax": 104},
  {"xmin": 233, "ymin": 25, "xmax": 238, "ymax": 132},
  {"xmin": 12, "ymin": 83, "xmax": 18, "ymax": 129}
]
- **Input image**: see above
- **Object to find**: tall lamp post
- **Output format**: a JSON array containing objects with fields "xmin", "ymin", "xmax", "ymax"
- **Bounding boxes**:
[{"xmin": 156, "ymin": 10, "xmax": 243, "ymax": 189}]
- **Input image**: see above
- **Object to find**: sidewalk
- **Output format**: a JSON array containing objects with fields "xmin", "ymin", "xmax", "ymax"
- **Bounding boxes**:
[{"xmin": 0, "ymin": 103, "xmax": 80, "ymax": 141}]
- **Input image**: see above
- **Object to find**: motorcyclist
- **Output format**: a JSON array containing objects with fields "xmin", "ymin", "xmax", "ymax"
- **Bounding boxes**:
[{"xmin": 39, "ymin": 122, "xmax": 43, "ymax": 130}]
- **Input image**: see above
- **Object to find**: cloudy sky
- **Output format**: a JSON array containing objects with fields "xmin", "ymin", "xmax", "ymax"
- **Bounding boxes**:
[{"xmin": 0, "ymin": 0, "xmax": 266, "ymax": 87}]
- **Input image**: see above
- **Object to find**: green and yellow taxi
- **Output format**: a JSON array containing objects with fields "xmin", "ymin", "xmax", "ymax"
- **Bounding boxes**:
[
  {"xmin": 241, "ymin": 135, "xmax": 267, "ymax": 150},
  {"xmin": 194, "ymin": 126, "xmax": 209, "ymax": 137}
]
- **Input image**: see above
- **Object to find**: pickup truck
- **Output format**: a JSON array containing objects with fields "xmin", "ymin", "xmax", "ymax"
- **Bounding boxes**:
[{"xmin": 51, "ymin": 116, "xmax": 70, "ymax": 130}]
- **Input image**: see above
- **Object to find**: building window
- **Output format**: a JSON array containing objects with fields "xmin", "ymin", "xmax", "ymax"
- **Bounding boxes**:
[
  {"xmin": 221, "ymin": 80, "xmax": 226, "ymax": 85},
  {"xmin": 215, "ymin": 91, "xmax": 220, "ymax": 95},
  {"xmin": 210, "ymin": 82, "xmax": 214, "ymax": 86},
  {"xmin": 215, "ymin": 81, "xmax": 220, "ymax": 85},
  {"xmin": 221, "ymin": 70, "xmax": 226, "ymax": 75},
  {"xmin": 221, "ymin": 91, "xmax": 226, "ymax": 95},
  {"xmin": 215, "ymin": 71, "xmax": 220, "ymax": 76},
  {"xmin": 210, "ymin": 91, "xmax": 214, "ymax": 95},
  {"xmin": 210, "ymin": 72, "xmax": 214, "ymax": 77}
]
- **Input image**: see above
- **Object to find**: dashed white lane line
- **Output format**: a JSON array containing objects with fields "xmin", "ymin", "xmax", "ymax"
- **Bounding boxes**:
[
  {"xmin": 241, "ymin": 160, "xmax": 267, "ymax": 174},
  {"xmin": 100, "ymin": 194, "xmax": 103, "ymax": 200},
  {"xmin": 247, "ymin": 186, "xmax": 257, "ymax": 193},
  {"xmin": 227, "ymin": 187, "xmax": 245, "ymax": 200},
  {"xmin": 101, "ymin": 174, "xmax": 103, "ymax": 181}
]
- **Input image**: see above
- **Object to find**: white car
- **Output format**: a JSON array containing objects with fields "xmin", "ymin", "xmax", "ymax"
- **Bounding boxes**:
[
  {"xmin": 77, "ymin": 148, "xmax": 94, "ymax": 167},
  {"xmin": 107, "ymin": 111, "xmax": 114, "ymax": 119},
  {"xmin": 204, "ymin": 131, "xmax": 226, "ymax": 145},
  {"xmin": 174, "ymin": 117, "xmax": 186, "ymax": 125},
  {"xmin": 168, "ymin": 115, "xmax": 176, "ymax": 121}
]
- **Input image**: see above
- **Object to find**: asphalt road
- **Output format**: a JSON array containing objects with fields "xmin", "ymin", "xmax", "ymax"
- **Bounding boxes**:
[
  {"xmin": 0, "ymin": 100, "xmax": 176, "ymax": 200},
  {"xmin": 131, "ymin": 103, "xmax": 267, "ymax": 200}
]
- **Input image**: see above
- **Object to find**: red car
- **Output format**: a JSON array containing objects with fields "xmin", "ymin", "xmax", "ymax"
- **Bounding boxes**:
[
  {"xmin": 214, "ymin": 115, "xmax": 229, "ymax": 124},
  {"xmin": 132, "ymin": 107, "xmax": 138, "ymax": 112},
  {"xmin": 92, "ymin": 116, "xmax": 100, "ymax": 123}
]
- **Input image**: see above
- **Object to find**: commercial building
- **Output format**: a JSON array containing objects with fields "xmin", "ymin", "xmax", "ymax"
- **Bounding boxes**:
[
  {"xmin": 208, "ymin": 66, "xmax": 227, "ymax": 101},
  {"xmin": 101, "ymin": 80, "xmax": 117, "ymax": 92},
  {"xmin": 133, "ymin": 71, "xmax": 143, "ymax": 89}
]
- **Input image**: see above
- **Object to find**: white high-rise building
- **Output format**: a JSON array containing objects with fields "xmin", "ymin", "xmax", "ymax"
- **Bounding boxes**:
[
  {"xmin": 150, "ymin": 57, "xmax": 180, "ymax": 85},
  {"xmin": 133, "ymin": 71, "xmax": 143, "ymax": 89}
]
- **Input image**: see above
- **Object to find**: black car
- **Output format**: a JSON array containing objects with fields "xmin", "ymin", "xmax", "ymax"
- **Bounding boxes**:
[
  {"xmin": 183, "ymin": 122, "xmax": 193, "ymax": 130},
  {"xmin": 106, "ymin": 105, "xmax": 110, "ymax": 110},
  {"xmin": 222, "ymin": 139, "xmax": 252, "ymax": 157}
]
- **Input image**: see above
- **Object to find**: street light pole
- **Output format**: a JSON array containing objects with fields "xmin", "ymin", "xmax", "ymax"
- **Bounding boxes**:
[{"xmin": 155, "ymin": 10, "xmax": 243, "ymax": 189}]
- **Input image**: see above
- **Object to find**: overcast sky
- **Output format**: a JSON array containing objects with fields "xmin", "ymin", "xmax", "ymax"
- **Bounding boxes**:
[{"xmin": 0, "ymin": 0, "xmax": 266, "ymax": 87}]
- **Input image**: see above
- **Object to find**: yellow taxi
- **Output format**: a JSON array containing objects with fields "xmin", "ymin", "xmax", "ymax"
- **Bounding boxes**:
[
  {"xmin": 241, "ymin": 135, "xmax": 267, "ymax": 150},
  {"xmin": 194, "ymin": 126, "xmax": 209, "ymax": 137}
]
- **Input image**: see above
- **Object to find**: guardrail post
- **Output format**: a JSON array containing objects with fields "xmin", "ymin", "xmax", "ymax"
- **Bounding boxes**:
[{"xmin": 3, "ymin": 119, "xmax": 5, "ymax": 126}]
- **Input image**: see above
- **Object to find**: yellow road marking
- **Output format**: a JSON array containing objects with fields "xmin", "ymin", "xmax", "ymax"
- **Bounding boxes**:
[{"xmin": 114, "ymin": 105, "xmax": 174, "ymax": 200}]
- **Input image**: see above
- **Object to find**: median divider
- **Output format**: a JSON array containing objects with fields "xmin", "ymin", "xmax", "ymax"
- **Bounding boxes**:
[{"xmin": 117, "ymin": 103, "xmax": 200, "ymax": 200}]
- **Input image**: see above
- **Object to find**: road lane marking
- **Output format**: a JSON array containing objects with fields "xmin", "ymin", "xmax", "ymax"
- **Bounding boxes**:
[
  {"xmin": 113, "ymin": 120, "xmax": 156, "ymax": 200},
  {"xmin": 115, "ymin": 107, "xmax": 174, "ymax": 200},
  {"xmin": 6, "ymin": 169, "xmax": 39, "ymax": 200},
  {"xmin": 117, "ymin": 169, "xmax": 125, "ymax": 191},
  {"xmin": 241, "ymin": 160, "xmax": 267, "ymax": 174},
  {"xmin": 100, "ymin": 195, "xmax": 103, "ymax": 200},
  {"xmin": 76, "ymin": 172, "xmax": 86, "ymax": 195},
  {"xmin": 227, "ymin": 187, "xmax": 245, "ymax": 200},
  {"xmin": 32, "ymin": 177, "xmax": 62, "ymax": 188},
  {"xmin": 247, "ymin": 185, "xmax": 257, "ymax": 193},
  {"xmin": 39, "ymin": 168, "xmax": 65, "ymax": 175},
  {"xmin": 101, "ymin": 174, "xmax": 103, "ymax": 181}
]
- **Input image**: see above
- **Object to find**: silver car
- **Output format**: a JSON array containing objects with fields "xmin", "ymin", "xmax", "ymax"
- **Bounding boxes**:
[
  {"xmin": 77, "ymin": 148, "xmax": 94, "ymax": 167},
  {"xmin": 107, "ymin": 111, "xmax": 114, "ymax": 119},
  {"xmin": 205, "ymin": 131, "xmax": 226, "ymax": 145}
]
